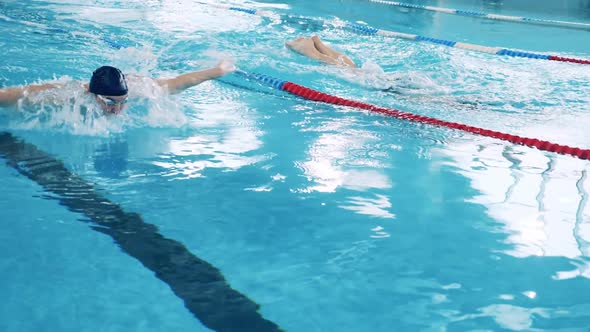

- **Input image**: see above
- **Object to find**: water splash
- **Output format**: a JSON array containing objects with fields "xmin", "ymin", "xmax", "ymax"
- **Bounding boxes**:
[{"xmin": 4, "ymin": 74, "xmax": 190, "ymax": 136}]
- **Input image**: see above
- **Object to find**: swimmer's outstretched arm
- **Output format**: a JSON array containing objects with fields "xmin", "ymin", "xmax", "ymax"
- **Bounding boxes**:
[
  {"xmin": 0, "ymin": 83, "xmax": 61, "ymax": 107},
  {"xmin": 157, "ymin": 60, "xmax": 235, "ymax": 95}
]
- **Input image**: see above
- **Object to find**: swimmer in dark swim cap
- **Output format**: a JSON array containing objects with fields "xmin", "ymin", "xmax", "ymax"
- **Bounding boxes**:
[
  {"xmin": 0, "ymin": 60, "xmax": 235, "ymax": 114},
  {"xmin": 88, "ymin": 66, "xmax": 129, "ymax": 114}
]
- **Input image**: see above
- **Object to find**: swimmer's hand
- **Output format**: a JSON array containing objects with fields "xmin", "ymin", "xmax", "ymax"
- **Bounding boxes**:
[
  {"xmin": 216, "ymin": 59, "xmax": 236, "ymax": 75},
  {"xmin": 157, "ymin": 59, "xmax": 237, "ymax": 94}
]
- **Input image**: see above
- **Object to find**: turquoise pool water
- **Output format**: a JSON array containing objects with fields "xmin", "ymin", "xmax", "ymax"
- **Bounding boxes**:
[{"xmin": 1, "ymin": 0, "xmax": 590, "ymax": 331}]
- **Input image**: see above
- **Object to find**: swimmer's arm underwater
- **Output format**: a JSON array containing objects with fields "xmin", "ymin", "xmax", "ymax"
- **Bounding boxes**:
[
  {"xmin": 156, "ymin": 60, "xmax": 236, "ymax": 95},
  {"xmin": 0, "ymin": 83, "xmax": 62, "ymax": 107}
]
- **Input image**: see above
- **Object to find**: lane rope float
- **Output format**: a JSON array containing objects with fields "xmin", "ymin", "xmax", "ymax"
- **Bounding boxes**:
[
  {"xmin": 367, "ymin": 0, "xmax": 590, "ymax": 30},
  {"xmin": 234, "ymin": 70, "xmax": 590, "ymax": 160},
  {"xmin": 200, "ymin": 3, "xmax": 590, "ymax": 66}
]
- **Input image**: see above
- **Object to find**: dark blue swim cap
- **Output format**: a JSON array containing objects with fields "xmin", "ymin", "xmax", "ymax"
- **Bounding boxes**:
[{"xmin": 89, "ymin": 66, "xmax": 128, "ymax": 96}]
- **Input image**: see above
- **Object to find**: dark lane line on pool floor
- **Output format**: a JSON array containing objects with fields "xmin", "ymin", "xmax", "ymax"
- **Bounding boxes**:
[{"xmin": 0, "ymin": 132, "xmax": 283, "ymax": 332}]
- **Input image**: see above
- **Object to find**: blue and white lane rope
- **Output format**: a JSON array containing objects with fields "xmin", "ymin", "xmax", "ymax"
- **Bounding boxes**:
[
  {"xmin": 0, "ymin": 13, "xmax": 127, "ymax": 49},
  {"xmin": 196, "ymin": 2, "xmax": 277, "ymax": 18},
  {"xmin": 233, "ymin": 70, "xmax": 287, "ymax": 90},
  {"xmin": 347, "ymin": 22, "xmax": 590, "ymax": 64},
  {"xmin": 199, "ymin": 3, "xmax": 590, "ymax": 65},
  {"xmin": 348, "ymin": 23, "xmax": 551, "ymax": 60},
  {"xmin": 367, "ymin": 0, "xmax": 590, "ymax": 30}
]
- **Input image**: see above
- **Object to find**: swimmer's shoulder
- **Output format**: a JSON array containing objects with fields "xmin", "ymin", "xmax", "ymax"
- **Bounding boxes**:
[
  {"xmin": 20, "ymin": 80, "xmax": 88, "ymax": 106},
  {"xmin": 124, "ymin": 74, "xmax": 167, "ymax": 98}
]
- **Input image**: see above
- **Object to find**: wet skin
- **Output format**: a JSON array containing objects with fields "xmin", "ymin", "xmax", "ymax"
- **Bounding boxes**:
[{"xmin": 94, "ymin": 94, "xmax": 128, "ymax": 115}]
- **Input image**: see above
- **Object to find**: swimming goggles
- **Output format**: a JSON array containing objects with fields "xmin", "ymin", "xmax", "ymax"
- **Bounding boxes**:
[{"xmin": 96, "ymin": 94, "xmax": 128, "ymax": 106}]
